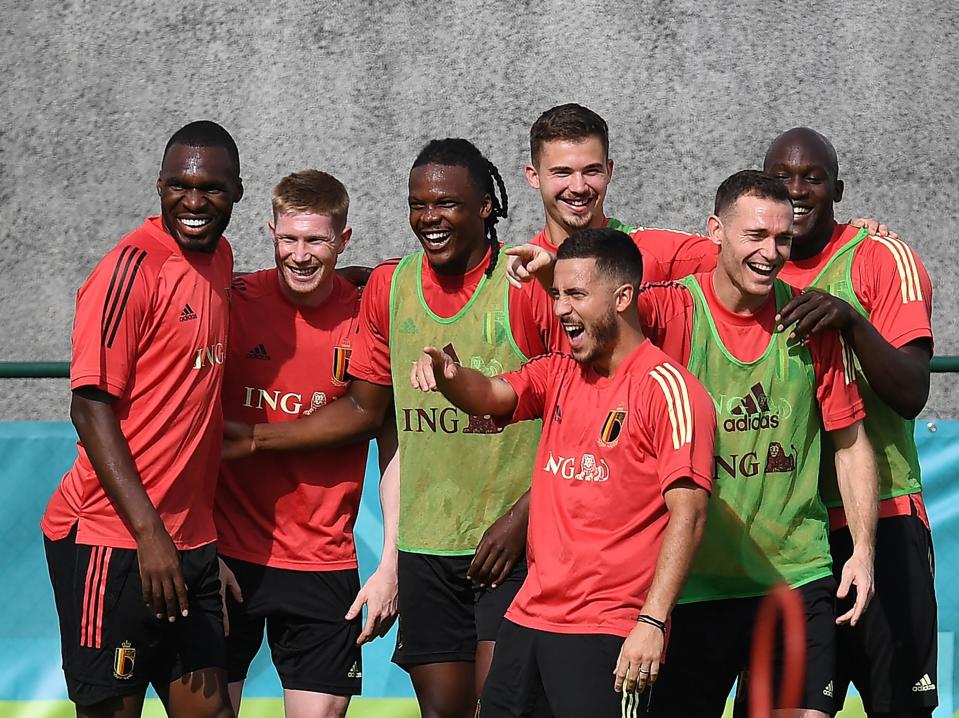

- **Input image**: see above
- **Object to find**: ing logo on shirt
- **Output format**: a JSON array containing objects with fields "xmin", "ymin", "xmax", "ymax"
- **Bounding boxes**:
[{"xmin": 544, "ymin": 451, "xmax": 611, "ymax": 482}]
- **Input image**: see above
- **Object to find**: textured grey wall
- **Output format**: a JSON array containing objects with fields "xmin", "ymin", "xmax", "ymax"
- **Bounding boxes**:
[{"xmin": 2, "ymin": 0, "xmax": 957, "ymax": 419}]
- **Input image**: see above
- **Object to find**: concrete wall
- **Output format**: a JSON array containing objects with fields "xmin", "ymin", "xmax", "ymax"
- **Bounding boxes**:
[{"xmin": 2, "ymin": 0, "xmax": 957, "ymax": 419}]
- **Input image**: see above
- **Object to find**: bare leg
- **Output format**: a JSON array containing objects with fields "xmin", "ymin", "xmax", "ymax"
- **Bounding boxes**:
[
  {"xmin": 409, "ymin": 661, "xmax": 477, "ymax": 718},
  {"xmin": 164, "ymin": 667, "xmax": 235, "ymax": 718},
  {"xmin": 76, "ymin": 692, "xmax": 146, "ymax": 718},
  {"xmin": 283, "ymin": 689, "xmax": 350, "ymax": 718}
]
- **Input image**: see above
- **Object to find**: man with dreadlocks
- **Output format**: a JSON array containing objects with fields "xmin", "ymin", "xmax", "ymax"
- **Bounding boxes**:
[{"xmin": 223, "ymin": 138, "xmax": 554, "ymax": 718}]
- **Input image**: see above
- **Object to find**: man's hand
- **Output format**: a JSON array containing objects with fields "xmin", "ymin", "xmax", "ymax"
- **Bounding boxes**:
[
  {"xmin": 849, "ymin": 217, "xmax": 900, "ymax": 241},
  {"xmin": 505, "ymin": 244, "xmax": 556, "ymax": 289},
  {"xmin": 836, "ymin": 551, "xmax": 874, "ymax": 626},
  {"xmin": 222, "ymin": 420, "xmax": 256, "ymax": 460},
  {"xmin": 468, "ymin": 507, "xmax": 525, "ymax": 588},
  {"xmin": 136, "ymin": 521, "xmax": 189, "ymax": 622},
  {"xmin": 410, "ymin": 346, "xmax": 458, "ymax": 392},
  {"xmin": 613, "ymin": 622, "xmax": 664, "ymax": 694},
  {"xmin": 775, "ymin": 289, "xmax": 859, "ymax": 339},
  {"xmin": 346, "ymin": 567, "xmax": 398, "ymax": 645},
  {"xmin": 217, "ymin": 557, "xmax": 243, "ymax": 636}
]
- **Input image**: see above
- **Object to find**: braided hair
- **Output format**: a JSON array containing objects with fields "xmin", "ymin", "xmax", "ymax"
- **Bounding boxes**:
[{"xmin": 411, "ymin": 139, "xmax": 508, "ymax": 276}]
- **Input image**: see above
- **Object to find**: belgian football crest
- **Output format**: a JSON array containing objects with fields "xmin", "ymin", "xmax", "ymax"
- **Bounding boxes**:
[
  {"xmin": 598, "ymin": 408, "xmax": 627, "ymax": 447},
  {"xmin": 113, "ymin": 641, "xmax": 136, "ymax": 680},
  {"xmin": 332, "ymin": 345, "xmax": 351, "ymax": 385}
]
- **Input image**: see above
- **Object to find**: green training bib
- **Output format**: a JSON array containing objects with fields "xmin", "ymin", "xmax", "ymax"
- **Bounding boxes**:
[
  {"xmin": 679, "ymin": 276, "xmax": 833, "ymax": 602},
  {"xmin": 805, "ymin": 227, "xmax": 923, "ymax": 506},
  {"xmin": 389, "ymin": 250, "xmax": 541, "ymax": 554}
]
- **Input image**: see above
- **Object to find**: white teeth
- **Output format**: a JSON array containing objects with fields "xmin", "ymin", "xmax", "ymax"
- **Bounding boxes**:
[
  {"xmin": 422, "ymin": 231, "xmax": 451, "ymax": 242},
  {"xmin": 563, "ymin": 198, "xmax": 590, "ymax": 207},
  {"xmin": 290, "ymin": 267, "xmax": 317, "ymax": 276},
  {"xmin": 181, "ymin": 217, "xmax": 210, "ymax": 228},
  {"xmin": 793, "ymin": 207, "xmax": 811, "ymax": 216}
]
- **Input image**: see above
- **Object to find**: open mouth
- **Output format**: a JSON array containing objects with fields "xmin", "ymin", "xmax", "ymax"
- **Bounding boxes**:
[
  {"xmin": 286, "ymin": 265, "xmax": 320, "ymax": 282},
  {"xmin": 563, "ymin": 322, "xmax": 586, "ymax": 347},
  {"xmin": 178, "ymin": 216, "xmax": 212, "ymax": 232},
  {"xmin": 746, "ymin": 260, "xmax": 777, "ymax": 279},
  {"xmin": 420, "ymin": 230, "xmax": 453, "ymax": 251},
  {"xmin": 792, "ymin": 206, "xmax": 812, "ymax": 221},
  {"xmin": 559, "ymin": 195, "xmax": 594, "ymax": 214}
]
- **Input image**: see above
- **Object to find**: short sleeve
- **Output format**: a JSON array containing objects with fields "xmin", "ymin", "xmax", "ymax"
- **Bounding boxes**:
[
  {"xmin": 346, "ymin": 262, "xmax": 396, "ymax": 386},
  {"xmin": 853, "ymin": 237, "xmax": 933, "ymax": 351},
  {"xmin": 636, "ymin": 283, "xmax": 695, "ymax": 365},
  {"xmin": 70, "ymin": 245, "xmax": 152, "ymax": 397},
  {"xmin": 642, "ymin": 361, "xmax": 716, "ymax": 493},
  {"xmin": 810, "ymin": 331, "xmax": 866, "ymax": 431},
  {"xmin": 498, "ymin": 354, "xmax": 567, "ymax": 424}
]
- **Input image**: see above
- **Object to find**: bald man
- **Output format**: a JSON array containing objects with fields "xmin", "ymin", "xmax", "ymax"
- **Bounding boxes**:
[{"xmin": 766, "ymin": 128, "xmax": 937, "ymax": 718}]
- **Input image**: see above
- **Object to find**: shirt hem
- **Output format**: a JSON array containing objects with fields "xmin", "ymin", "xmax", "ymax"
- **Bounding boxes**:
[
  {"xmin": 217, "ymin": 549, "xmax": 358, "ymax": 571},
  {"xmin": 397, "ymin": 544, "xmax": 475, "ymax": 557},
  {"xmin": 678, "ymin": 567, "xmax": 834, "ymax": 604},
  {"xmin": 506, "ymin": 611, "xmax": 633, "ymax": 638}
]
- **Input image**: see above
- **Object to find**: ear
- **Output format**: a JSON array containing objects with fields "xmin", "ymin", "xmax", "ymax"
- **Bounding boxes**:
[
  {"xmin": 156, "ymin": 176, "xmax": 162, "ymax": 196},
  {"xmin": 615, "ymin": 282, "xmax": 635, "ymax": 313},
  {"xmin": 268, "ymin": 221, "xmax": 277, "ymax": 245},
  {"xmin": 525, "ymin": 163, "xmax": 541, "ymax": 190},
  {"xmin": 479, "ymin": 194, "xmax": 493, "ymax": 220},
  {"xmin": 833, "ymin": 179, "xmax": 844, "ymax": 204},
  {"xmin": 606, "ymin": 158, "xmax": 614, "ymax": 181},
  {"xmin": 233, "ymin": 178, "xmax": 244, "ymax": 203},
  {"xmin": 706, "ymin": 214, "xmax": 723, "ymax": 248},
  {"xmin": 337, "ymin": 226, "xmax": 353, "ymax": 255}
]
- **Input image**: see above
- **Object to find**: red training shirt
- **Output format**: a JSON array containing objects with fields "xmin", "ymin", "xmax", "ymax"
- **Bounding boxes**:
[
  {"xmin": 42, "ymin": 217, "xmax": 232, "ymax": 550},
  {"xmin": 778, "ymin": 222, "xmax": 934, "ymax": 525},
  {"xmin": 348, "ymin": 248, "xmax": 551, "ymax": 385},
  {"xmin": 215, "ymin": 271, "xmax": 367, "ymax": 570},
  {"xmin": 637, "ymin": 272, "xmax": 865, "ymax": 432},
  {"xmin": 498, "ymin": 344, "xmax": 716, "ymax": 637}
]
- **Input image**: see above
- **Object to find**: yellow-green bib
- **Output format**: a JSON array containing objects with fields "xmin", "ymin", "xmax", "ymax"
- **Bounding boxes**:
[{"xmin": 389, "ymin": 250, "xmax": 541, "ymax": 554}]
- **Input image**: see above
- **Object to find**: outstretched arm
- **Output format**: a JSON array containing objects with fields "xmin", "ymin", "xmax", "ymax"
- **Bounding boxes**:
[
  {"xmin": 831, "ymin": 420, "xmax": 878, "ymax": 626},
  {"xmin": 410, "ymin": 346, "xmax": 519, "ymax": 418},
  {"xmin": 614, "ymin": 480, "xmax": 709, "ymax": 694}
]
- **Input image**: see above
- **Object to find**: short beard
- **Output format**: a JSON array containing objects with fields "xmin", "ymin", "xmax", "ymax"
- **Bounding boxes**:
[{"xmin": 580, "ymin": 308, "xmax": 619, "ymax": 364}]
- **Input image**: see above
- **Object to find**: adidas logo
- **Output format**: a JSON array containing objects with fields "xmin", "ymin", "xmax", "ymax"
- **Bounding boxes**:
[
  {"xmin": 246, "ymin": 344, "xmax": 270, "ymax": 360},
  {"xmin": 400, "ymin": 318, "xmax": 417, "ymax": 335},
  {"xmin": 912, "ymin": 674, "xmax": 936, "ymax": 692},
  {"xmin": 347, "ymin": 660, "xmax": 362, "ymax": 679},
  {"xmin": 179, "ymin": 304, "xmax": 197, "ymax": 322},
  {"xmin": 823, "ymin": 680, "xmax": 834, "ymax": 698},
  {"xmin": 724, "ymin": 382, "xmax": 780, "ymax": 432}
]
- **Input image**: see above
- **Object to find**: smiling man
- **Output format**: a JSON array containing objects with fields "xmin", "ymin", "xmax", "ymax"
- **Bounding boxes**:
[
  {"xmin": 222, "ymin": 139, "xmax": 554, "ymax": 718},
  {"xmin": 214, "ymin": 170, "xmax": 398, "ymax": 718},
  {"xmin": 410, "ymin": 228, "xmax": 716, "ymax": 717},
  {"xmin": 766, "ymin": 128, "xmax": 937, "ymax": 718},
  {"xmin": 636, "ymin": 171, "xmax": 878, "ymax": 718},
  {"xmin": 41, "ymin": 121, "xmax": 241, "ymax": 718}
]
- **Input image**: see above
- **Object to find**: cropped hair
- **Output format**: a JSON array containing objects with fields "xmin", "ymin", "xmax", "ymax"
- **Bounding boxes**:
[
  {"xmin": 714, "ymin": 170, "xmax": 792, "ymax": 217},
  {"xmin": 162, "ymin": 120, "xmax": 239, "ymax": 175},
  {"xmin": 555, "ymin": 227, "xmax": 643, "ymax": 288},
  {"xmin": 529, "ymin": 103, "xmax": 609, "ymax": 165},
  {"xmin": 272, "ymin": 170, "xmax": 349, "ymax": 229}
]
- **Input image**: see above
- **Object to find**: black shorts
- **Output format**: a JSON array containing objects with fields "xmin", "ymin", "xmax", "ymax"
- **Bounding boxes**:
[
  {"xmin": 43, "ymin": 525, "xmax": 225, "ymax": 707},
  {"xmin": 391, "ymin": 550, "xmax": 527, "ymax": 668},
  {"xmin": 221, "ymin": 555, "xmax": 362, "ymax": 695},
  {"xmin": 651, "ymin": 576, "xmax": 837, "ymax": 717},
  {"xmin": 830, "ymin": 513, "xmax": 938, "ymax": 713},
  {"xmin": 479, "ymin": 619, "xmax": 650, "ymax": 718}
]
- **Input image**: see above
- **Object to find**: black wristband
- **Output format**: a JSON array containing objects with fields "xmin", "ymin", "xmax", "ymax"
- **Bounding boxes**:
[{"xmin": 636, "ymin": 614, "xmax": 667, "ymax": 635}]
